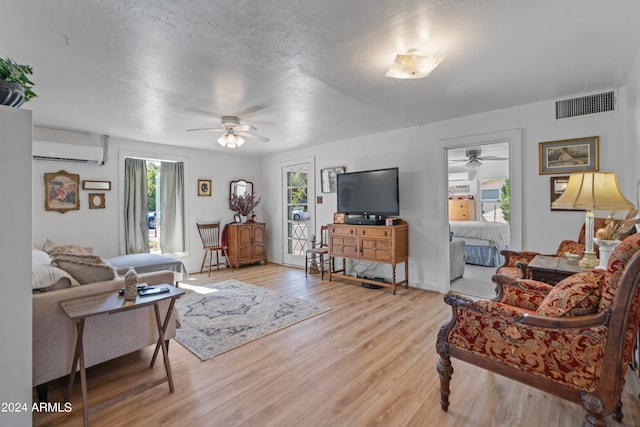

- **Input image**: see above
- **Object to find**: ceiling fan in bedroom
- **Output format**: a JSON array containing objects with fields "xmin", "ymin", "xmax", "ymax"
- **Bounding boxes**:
[
  {"xmin": 186, "ymin": 116, "xmax": 270, "ymax": 148},
  {"xmin": 449, "ymin": 148, "xmax": 509, "ymax": 179}
]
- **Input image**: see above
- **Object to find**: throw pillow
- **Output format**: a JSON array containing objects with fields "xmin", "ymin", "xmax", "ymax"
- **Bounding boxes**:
[
  {"xmin": 51, "ymin": 254, "xmax": 117, "ymax": 285},
  {"xmin": 32, "ymin": 264, "xmax": 80, "ymax": 291},
  {"xmin": 43, "ymin": 238, "xmax": 93, "ymax": 255},
  {"xmin": 536, "ymin": 276, "xmax": 602, "ymax": 317},
  {"xmin": 32, "ymin": 249, "xmax": 52, "ymax": 266}
]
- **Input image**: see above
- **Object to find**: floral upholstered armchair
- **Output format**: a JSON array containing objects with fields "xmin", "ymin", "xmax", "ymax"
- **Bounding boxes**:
[
  {"xmin": 437, "ymin": 233, "xmax": 640, "ymax": 427},
  {"xmin": 496, "ymin": 218, "xmax": 610, "ymax": 279}
]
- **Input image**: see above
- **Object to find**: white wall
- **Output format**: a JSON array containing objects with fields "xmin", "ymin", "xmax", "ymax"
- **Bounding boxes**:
[
  {"xmin": 262, "ymin": 92, "xmax": 631, "ymax": 293},
  {"xmin": 32, "ymin": 132, "xmax": 262, "ymax": 273},
  {"xmin": 0, "ymin": 105, "xmax": 32, "ymax": 426},
  {"xmin": 623, "ymin": 48, "xmax": 640, "ymax": 206}
]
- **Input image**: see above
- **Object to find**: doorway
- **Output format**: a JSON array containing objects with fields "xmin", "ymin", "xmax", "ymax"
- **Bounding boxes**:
[
  {"xmin": 282, "ymin": 160, "xmax": 315, "ymax": 267},
  {"xmin": 443, "ymin": 130, "xmax": 522, "ymax": 297}
]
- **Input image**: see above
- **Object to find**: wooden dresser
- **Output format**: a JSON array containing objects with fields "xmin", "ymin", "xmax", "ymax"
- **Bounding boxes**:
[
  {"xmin": 448, "ymin": 198, "xmax": 476, "ymax": 221},
  {"xmin": 225, "ymin": 222, "xmax": 267, "ymax": 270},
  {"xmin": 328, "ymin": 221, "xmax": 409, "ymax": 294}
]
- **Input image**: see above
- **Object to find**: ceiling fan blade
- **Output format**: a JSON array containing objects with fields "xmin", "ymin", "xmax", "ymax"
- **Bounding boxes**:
[
  {"xmin": 448, "ymin": 159, "xmax": 469, "ymax": 164},
  {"xmin": 186, "ymin": 127, "xmax": 225, "ymax": 132},
  {"xmin": 238, "ymin": 131, "xmax": 270, "ymax": 142},
  {"xmin": 234, "ymin": 124, "xmax": 257, "ymax": 132},
  {"xmin": 478, "ymin": 156, "xmax": 509, "ymax": 161}
]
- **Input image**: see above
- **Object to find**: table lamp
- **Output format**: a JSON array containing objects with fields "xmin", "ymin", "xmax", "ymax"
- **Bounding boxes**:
[{"xmin": 551, "ymin": 172, "xmax": 634, "ymax": 268}]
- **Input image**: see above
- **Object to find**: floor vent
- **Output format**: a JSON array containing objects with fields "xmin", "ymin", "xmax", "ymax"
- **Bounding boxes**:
[{"xmin": 555, "ymin": 90, "xmax": 616, "ymax": 119}]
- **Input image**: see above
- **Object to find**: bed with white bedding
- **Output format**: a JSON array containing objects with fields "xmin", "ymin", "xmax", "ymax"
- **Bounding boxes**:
[{"xmin": 450, "ymin": 221, "xmax": 510, "ymax": 267}]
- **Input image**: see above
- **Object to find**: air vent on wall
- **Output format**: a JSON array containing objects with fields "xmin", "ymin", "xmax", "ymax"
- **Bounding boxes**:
[{"xmin": 555, "ymin": 90, "xmax": 616, "ymax": 119}]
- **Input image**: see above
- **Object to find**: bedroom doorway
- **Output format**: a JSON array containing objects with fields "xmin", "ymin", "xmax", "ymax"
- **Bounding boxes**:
[{"xmin": 444, "ymin": 130, "xmax": 522, "ymax": 298}]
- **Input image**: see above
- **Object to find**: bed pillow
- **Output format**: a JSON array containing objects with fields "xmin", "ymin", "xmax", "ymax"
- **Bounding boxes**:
[
  {"xmin": 51, "ymin": 254, "xmax": 118, "ymax": 285},
  {"xmin": 32, "ymin": 264, "xmax": 80, "ymax": 292}
]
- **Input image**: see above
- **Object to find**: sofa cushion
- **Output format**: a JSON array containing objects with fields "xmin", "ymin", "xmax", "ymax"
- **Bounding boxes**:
[
  {"xmin": 32, "ymin": 264, "xmax": 80, "ymax": 292},
  {"xmin": 51, "ymin": 254, "xmax": 118, "ymax": 285},
  {"xmin": 536, "ymin": 275, "xmax": 602, "ymax": 317}
]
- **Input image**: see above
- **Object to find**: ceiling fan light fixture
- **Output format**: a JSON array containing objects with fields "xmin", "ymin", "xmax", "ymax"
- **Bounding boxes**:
[
  {"xmin": 465, "ymin": 158, "xmax": 482, "ymax": 169},
  {"xmin": 385, "ymin": 49, "xmax": 444, "ymax": 79},
  {"xmin": 217, "ymin": 132, "xmax": 245, "ymax": 148}
]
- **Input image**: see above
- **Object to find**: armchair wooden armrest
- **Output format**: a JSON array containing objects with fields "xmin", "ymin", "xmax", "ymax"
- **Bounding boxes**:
[{"xmin": 517, "ymin": 309, "xmax": 611, "ymax": 328}]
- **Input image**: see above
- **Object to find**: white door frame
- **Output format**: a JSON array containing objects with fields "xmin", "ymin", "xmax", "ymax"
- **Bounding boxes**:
[
  {"xmin": 281, "ymin": 157, "xmax": 315, "ymax": 267},
  {"xmin": 440, "ymin": 129, "xmax": 523, "ymax": 291}
]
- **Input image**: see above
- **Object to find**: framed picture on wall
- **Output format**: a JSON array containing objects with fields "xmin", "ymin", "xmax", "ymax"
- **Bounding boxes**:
[
  {"xmin": 44, "ymin": 170, "xmax": 80, "ymax": 213},
  {"xmin": 549, "ymin": 175, "xmax": 575, "ymax": 211},
  {"xmin": 321, "ymin": 167, "xmax": 345, "ymax": 193},
  {"xmin": 88, "ymin": 193, "xmax": 106, "ymax": 209},
  {"xmin": 198, "ymin": 179, "xmax": 212, "ymax": 196},
  {"xmin": 538, "ymin": 136, "xmax": 599, "ymax": 175}
]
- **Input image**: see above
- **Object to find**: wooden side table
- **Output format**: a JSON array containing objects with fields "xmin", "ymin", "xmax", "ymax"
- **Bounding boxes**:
[
  {"xmin": 59, "ymin": 285, "xmax": 184, "ymax": 426},
  {"xmin": 527, "ymin": 255, "xmax": 588, "ymax": 285}
]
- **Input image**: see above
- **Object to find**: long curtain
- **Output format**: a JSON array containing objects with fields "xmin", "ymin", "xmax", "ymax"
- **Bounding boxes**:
[
  {"xmin": 124, "ymin": 158, "xmax": 149, "ymax": 254},
  {"xmin": 159, "ymin": 161, "xmax": 185, "ymax": 253}
]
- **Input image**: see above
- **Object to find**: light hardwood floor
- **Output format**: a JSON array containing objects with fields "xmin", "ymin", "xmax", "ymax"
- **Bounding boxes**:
[{"xmin": 34, "ymin": 264, "xmax": 640, "ymax": 427}]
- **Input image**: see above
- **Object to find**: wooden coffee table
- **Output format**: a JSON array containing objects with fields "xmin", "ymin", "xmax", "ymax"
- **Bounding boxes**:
[
  {"xmin": 527, "ymin": 255, "xmax": 588, "ymax": 285},
  {"xmin": 59, "ymin": 285, "xmax": 184, "ymax": 426}
]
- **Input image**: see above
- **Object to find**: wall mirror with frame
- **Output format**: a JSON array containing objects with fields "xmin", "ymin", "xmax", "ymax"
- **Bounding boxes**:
[{"xmin": 229, "ymin": 179, "xmax": 253, "ymax": 198}]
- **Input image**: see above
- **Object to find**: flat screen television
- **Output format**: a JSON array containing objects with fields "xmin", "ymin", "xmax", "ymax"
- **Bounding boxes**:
[{"xmin": 337, "ymin": 167, "xmax": 399, "ymax": 218}]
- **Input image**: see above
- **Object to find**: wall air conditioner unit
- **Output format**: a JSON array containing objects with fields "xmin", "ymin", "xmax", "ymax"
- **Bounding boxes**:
[{"xmin": 32, "ymin": 140, "xmax": 104, "ymax": 165}]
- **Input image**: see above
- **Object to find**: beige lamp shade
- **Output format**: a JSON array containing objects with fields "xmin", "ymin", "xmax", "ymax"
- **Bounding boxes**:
[{"xmin": 551, "ymin": 172, "xmax": 634, "ymax": 211}]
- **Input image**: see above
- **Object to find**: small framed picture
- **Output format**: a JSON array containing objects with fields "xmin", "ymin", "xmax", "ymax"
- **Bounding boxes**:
[
  {"xmin": 88, "ymin": 193, "xmax": 106, "ymax": 209},
  {"xmin": 45, "ymin": 170, "xmax": 80, "ymax": 213},
  {"xmin": 321, "ymin": 167, "xmax": 345, "ymax": 193},
  {"xmin": 549, "ymin": 176, "xmax": 575, "ymax": 211},
  {"xmin": 82, "ymin": 180, "xmax": 111, "ymax": 190},
  {"xmin": 333, "ymin": 213, "xmax": 345, "ymax": 224},
  {"xmin": 539, "ymin": 136, "xmax": 599, "ymax": 175},
  {"xmin": 198, "ymin": 179, "xmax": 212, "ymax": 197}
]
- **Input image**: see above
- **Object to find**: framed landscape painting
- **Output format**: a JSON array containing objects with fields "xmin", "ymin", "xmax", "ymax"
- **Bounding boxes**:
[
  {"xmin": 538, "ymin": 136, "xmax": 599, "ymax": 175},
  {"xmin": 45, "ymin": 170, "xmax": 80, "ymax": 213}
]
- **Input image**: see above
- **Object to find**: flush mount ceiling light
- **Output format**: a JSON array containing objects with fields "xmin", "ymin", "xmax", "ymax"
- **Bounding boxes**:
[
  {"xmin": 385, "ymin": 49, "xmax": 443, "ymax": 79},
  {"xmin": 217, "ymin": 131, "xmax": 245, "ymax": 148}
]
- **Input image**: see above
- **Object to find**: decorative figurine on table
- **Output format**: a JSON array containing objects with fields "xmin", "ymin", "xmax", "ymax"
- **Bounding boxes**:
[{"xmin": 124, "ymin": 267, "xmax": 138, "ymax": 302}]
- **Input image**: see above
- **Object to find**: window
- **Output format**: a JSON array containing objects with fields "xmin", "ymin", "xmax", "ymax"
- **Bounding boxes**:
[{"xmin": 124, "ymin": 157, "xmax": 185, "ymax": 254}]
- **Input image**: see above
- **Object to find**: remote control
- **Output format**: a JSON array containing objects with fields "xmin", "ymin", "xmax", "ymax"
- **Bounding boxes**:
[{"xmin": 139, "ymin": 286, "xmax": 170, "ymax": 296}]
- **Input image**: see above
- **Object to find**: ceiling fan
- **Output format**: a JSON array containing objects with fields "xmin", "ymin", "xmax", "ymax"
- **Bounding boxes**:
[
  {"xmin": 186, "ymin": 116, "xmax": 270, "ymax": 148},
  {"xmin": 449, "ymin": 149, "xmax": 508, "ymax": 169}
]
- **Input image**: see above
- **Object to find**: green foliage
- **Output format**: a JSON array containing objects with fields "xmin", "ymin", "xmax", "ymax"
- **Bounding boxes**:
[
  {"xmin": 0, "ymin": 57, "xmax": 37, "ymax": 102},
  {"xmin": 147, "ymin": 162, "xmax": 159, "ymax": 212},
  {"xmin": 499, "ymin": 179, "xmax": 510, "ymax": 223},
  {"xmin": 290, "ymin": 171, "xmax": 307, "ymax": 205}
]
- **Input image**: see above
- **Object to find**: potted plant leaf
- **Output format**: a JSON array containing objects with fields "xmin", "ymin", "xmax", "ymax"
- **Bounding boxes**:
[{"xmin": 0, "ymin": 57, "xmax": 36, "ymax": 108}]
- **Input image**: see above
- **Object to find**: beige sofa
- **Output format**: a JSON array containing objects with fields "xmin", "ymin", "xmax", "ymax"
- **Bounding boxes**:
[{"xmin": 32, "ymin": 270, "xmax": 178, "ymax": 399}]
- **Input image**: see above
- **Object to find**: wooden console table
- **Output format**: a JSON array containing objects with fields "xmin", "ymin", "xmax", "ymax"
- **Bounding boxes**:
[
  {"xmin": 527, "ymin": 255, "xmax": 587, "ymax": 285},
  {"xmin": 328, "ymin": 221, "xmax": 409, "ymax": 294},
  {"xmin": 60, "ymin": 285, "xmax": 184, "ymax": 426}
]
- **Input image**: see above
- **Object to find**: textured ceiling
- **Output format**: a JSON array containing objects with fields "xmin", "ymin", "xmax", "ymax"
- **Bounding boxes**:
[{"xmin": 3, "ymin": 0, "xmax": 640, "ymax": 155}]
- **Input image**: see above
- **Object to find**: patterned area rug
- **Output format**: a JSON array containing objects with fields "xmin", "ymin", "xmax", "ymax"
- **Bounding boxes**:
[{"xmin": 174, "ymin": 279, "xmax": 331, "ymax": 360}]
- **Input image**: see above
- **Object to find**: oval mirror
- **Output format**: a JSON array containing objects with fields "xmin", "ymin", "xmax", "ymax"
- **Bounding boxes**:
[{"xmin": 229, "ymin": 180, "xmax": 253, "ymax": 198}]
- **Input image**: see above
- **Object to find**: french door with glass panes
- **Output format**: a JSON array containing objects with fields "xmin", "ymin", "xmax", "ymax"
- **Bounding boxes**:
[{"xmin": 282, "ymin": 161, "xmax": 314, "ymax": 266}]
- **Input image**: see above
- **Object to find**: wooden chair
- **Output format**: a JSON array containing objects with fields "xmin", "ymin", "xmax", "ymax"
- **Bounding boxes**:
[
  {"xmin": 305, "ymin": 225, "xmax": 330, "ymax": 279},
  {"xmin": 196, "ymin": 222, "xmax": 226, "ymax": 276},
  {"xmin": 437, "ymin": 233, "xmax": 640, "ymax": 426}
]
